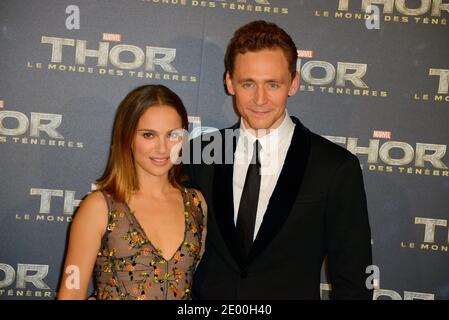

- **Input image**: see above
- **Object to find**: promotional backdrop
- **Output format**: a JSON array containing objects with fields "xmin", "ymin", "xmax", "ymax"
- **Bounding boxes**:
[{"xmin": 0, "ymin": 0, "xmax": 448, "ymax": 299}]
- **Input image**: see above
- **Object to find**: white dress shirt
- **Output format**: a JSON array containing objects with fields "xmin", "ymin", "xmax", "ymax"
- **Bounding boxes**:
[{"xmin": 233, "ymin": 110, "xmax": 296, "ymax": 240}]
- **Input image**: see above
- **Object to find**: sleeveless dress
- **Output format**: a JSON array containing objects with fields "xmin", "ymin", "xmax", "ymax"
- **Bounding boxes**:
[{"xmin": 94, "ymin": 187, "xmax": 206, "ymax": 300}]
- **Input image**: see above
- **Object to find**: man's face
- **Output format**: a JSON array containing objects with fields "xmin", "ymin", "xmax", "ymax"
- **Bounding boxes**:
[{"xmin": 225, "ymin": 48, "xmax": 300, "ymax": 132}]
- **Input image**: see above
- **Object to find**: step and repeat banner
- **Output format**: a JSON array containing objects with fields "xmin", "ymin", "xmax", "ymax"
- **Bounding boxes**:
[{"xmin": 0, "ymin": 0, "xmax": 448, "ymax": 300}]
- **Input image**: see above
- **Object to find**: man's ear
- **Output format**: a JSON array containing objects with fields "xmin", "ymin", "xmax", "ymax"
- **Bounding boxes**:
[
  {"xmin": 225, "ymin": 71, "xmax": 236, "ymax": 95},
  {"xmin": 288, "ymin": 71, "xmax": 300, "ymax": 96}
]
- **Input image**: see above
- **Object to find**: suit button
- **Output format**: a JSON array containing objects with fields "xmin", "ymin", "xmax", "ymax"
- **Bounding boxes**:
[{"xmin": 240, "ymin": 271, "xmax": 248, "ymax": 279}]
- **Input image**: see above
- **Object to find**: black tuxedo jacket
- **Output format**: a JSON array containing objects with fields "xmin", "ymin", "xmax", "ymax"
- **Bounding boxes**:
[{"xmin": 184, "ymin": 116, "xmax": 373, "ymax": 299}]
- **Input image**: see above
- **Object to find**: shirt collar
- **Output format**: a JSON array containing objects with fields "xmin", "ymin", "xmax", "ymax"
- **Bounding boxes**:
[{"xmin": 239, "ymin": 109, "xmax": 295, "ymax": 154}]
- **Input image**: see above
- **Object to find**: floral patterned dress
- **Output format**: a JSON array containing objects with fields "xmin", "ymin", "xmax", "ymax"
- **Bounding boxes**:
[{"xmin": 94, "ymin": 188, "xmax": 206, "ymax": 300}]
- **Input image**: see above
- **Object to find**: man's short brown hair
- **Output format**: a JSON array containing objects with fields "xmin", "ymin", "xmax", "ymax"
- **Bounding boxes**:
[{"xmin": 225, "ymin": 20, "xmax": 298, "ymax": 79}]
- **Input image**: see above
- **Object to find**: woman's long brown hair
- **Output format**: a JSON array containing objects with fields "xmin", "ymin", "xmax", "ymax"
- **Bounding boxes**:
[{"xmin": 96, "ymin": 84, "xmax": 188, "ymax": 203}]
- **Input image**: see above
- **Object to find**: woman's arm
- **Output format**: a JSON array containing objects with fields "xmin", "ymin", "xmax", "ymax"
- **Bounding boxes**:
[{"xmin": 57, "ymin": 191, "xmax": 108, "ymax": 300}]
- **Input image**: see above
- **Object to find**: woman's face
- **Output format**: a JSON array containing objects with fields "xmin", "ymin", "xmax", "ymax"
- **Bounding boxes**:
[{"xmin": 132, "ymin": 105, "xmax": 184, "ymax": 180}]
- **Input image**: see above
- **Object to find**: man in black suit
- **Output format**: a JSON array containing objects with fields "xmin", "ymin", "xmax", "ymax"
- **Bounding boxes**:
[{"xmin": 185, "ymin": 20, "xmax": 373, "ymax": 299}]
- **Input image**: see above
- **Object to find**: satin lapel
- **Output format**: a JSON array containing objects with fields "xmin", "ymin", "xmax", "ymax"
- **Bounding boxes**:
[{"xmin": 247, "ymin": 117, "xmax": 311, "ymax": 264}]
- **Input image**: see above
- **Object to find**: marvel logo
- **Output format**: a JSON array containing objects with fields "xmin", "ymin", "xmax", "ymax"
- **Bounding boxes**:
[
  {"xmin": 102, "ymin": 33, "xmax": 121, "ymax": 42},
  {"xmin": 297, "ymin": 50, "xmax": 313, "ymax": 58},
  {"xmin": 373, "ymin": 130, "xmax": 392, "ymax": 139}
]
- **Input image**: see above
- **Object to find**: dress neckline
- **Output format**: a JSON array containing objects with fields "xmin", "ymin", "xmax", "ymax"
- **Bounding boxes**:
[{"xmin": 124, "ymin": 188, "xmax": 189, "ymax": 262}]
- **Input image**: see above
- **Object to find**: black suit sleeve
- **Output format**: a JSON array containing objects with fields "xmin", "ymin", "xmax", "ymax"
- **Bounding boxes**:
[
  {"xmin": 182, "ymin": 137, "xmax": 200, "ymax": 189},
  {"xmin": 326, "ymin": 153, "xmax": 373, "ymax": 300}
]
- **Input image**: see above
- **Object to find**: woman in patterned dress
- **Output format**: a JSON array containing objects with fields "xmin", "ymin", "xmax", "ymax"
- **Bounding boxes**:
[{"xmin": 57, "ymin": 84, "xmax": 207, "ymax": 300}]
